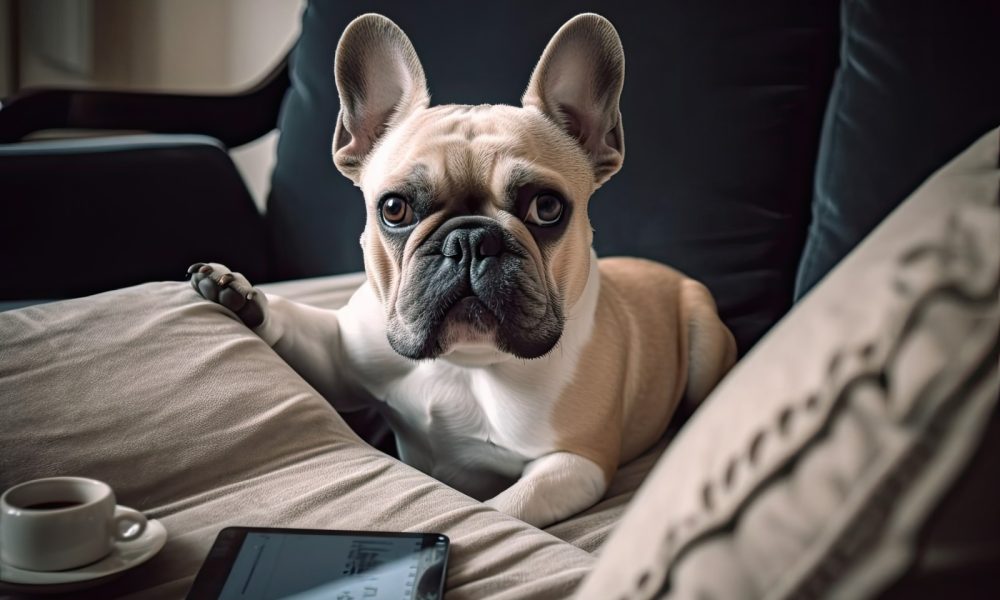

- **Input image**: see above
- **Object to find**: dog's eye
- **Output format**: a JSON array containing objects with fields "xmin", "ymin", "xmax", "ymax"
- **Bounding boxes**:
[
  {"xmin": 380, "ymin": 195, "xmax": 416, "ymax": 227},
  {"xmin": 525, "ymin": 193, "xmax": 564, "ymax": 226}
]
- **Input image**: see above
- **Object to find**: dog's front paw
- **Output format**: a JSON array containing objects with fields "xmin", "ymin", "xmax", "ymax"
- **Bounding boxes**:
[{"xmin": 187, "ymin": 262, "xmax": 267, "ymax": 328}]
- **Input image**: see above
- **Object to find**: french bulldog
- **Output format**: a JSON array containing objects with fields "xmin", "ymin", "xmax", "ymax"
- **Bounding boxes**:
[{"xmin": 189, "ymin": 13, "xmax": 736, "ymax": 528}]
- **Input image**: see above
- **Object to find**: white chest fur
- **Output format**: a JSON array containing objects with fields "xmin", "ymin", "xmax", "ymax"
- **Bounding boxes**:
[{"xmin": 337, "ymin": 255, "xmax": 601, "ymax": 500}]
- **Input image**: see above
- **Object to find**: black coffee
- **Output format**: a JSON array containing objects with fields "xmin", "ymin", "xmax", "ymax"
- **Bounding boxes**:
[{"xmin": 24, "ymin": 501, "xmax": 82, "ymax": 510}]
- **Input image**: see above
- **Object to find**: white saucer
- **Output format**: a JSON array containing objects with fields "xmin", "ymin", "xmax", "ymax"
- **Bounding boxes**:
[{"xmin": 0, "ymin": 518, "xmax": 167, "ymax": 586}]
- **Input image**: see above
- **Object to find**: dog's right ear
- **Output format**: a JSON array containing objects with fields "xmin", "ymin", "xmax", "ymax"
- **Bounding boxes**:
[
  {"xmin": 333, "ymin": 14, "xmax": 429, "ymax": 183},
  {"xmin": 523, "ymin": 14, "xmax": 625, "ymax": 187}
]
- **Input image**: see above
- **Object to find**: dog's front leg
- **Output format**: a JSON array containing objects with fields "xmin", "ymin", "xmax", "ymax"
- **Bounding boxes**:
[
  {"xmin": 189, "ymin": 262, "xmax": 369, "ymax": 411},
  {"xmin": 485, "ymin": 452, "xmax": 608, "ymax": 528},
  {"xmin": 256, "ymin": 295, "xmax": 374, "ymax": 411}
]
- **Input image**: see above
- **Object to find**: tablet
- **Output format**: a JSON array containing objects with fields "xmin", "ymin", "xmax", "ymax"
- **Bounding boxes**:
[{"xmin": 187, "ymin": 527, "xmax": 449, "ymax": 600}]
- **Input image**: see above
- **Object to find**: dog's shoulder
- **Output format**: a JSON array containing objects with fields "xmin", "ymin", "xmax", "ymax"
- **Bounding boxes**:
[
  {"xmin": 596, "ymin": 256, "xmax": 689, "ymax": 315},
  {"xmin": 597, "ymin": 255, "xmax": 687, "ymax": 282}
]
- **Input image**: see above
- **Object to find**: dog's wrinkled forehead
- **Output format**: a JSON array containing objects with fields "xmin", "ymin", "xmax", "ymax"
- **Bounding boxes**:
[
  {"xmin": 332, "ymin": 13, "xmax": 625, "ymax": 196},
  {"xmin": 361, "ymin": 104, "xmax": 594, "ymax": 211}
]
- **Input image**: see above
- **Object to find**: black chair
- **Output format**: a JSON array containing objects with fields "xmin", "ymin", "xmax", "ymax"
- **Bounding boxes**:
[{"xmin": 0, "ymin": 59, "xmax": 290, "ymax": 307}]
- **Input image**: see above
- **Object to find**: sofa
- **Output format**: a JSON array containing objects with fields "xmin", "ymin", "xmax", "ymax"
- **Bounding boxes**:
[{"xmin": 1, "ymin": 1, "xmax": 998, "ymax": 598}]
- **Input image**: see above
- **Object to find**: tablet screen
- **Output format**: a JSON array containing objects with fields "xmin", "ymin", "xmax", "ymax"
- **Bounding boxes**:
[{"xmin": 190, "ymin": 528, "xmax": 449, "ymax": 600}]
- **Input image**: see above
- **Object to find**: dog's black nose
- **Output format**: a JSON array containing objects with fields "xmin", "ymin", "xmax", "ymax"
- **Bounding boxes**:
[
  {"xmin": 476, "ymin": 228, "xmax": 503, "ymax": 258},
  {"xmin": 442, "ymin": 225, "xmax": 505, "ymax": 265}
]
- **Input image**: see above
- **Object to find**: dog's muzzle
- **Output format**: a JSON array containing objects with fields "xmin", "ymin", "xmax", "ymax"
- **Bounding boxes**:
[{"xmin": 388, "ymin": 216, "xmax": 564, "ymax": 360}]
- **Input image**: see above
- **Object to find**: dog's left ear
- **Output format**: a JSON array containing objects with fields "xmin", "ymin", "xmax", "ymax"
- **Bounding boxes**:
[
  {"xmin": 523, "ymin": 14, "xmax": 625, "ymax": 187},
  {"xmin": 333, "ymin": 14, "xmax": 430, "ymax": 183}
]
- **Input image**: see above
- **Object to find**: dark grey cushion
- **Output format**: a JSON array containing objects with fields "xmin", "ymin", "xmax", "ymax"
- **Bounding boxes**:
[
  {"xmin": 795, "ymin": 0, "xmax": 1000, "ymax": 299},
  {"xmin": 270, "ymin": 0, "xmax": 840, "ymax": 353}
]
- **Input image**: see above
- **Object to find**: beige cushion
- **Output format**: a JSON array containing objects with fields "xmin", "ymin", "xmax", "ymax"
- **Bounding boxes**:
[
  {"xmin": 578, "ymin": 127, "xmax": 1000, "ymax": 598},
  {"xmin": 0, "ymin": 280, "xmax": 595, "ymax": 598}
]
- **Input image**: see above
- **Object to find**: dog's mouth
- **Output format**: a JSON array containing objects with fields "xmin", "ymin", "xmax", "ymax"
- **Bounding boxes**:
[
  {"xmin": 446, "ymin": 296, "xmax": 498, "ymax": 330},
  {"xmin": 436, "ymin": 295, "xmax": 500, "ymax": 351}
]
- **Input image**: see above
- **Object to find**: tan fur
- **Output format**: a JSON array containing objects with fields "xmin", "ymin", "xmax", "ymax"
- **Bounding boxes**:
[{"xmin": 552, "ymin": 258, "xmax": 732, "ymax": 483}]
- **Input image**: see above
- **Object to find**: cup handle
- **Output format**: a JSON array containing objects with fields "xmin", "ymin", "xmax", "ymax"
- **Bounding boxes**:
[{"xmin": 113, "ymin": 505, "xmax": 148, "ymax": 542}]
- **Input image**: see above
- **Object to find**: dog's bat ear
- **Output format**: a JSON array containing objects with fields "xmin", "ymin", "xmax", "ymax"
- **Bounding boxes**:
[
  {"xmin": 523, "ymin": 14, "xmax": 625, "ymax": 187},
  {"xmin": 332, "ymin": 14, "xmax": 429, "ymax": 183}
]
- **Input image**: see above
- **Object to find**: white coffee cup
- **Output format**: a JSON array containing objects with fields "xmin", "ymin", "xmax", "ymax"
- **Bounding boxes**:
[{"xmin": 0, "ymin": 476, "xmax": 148, "ymax": 571}]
